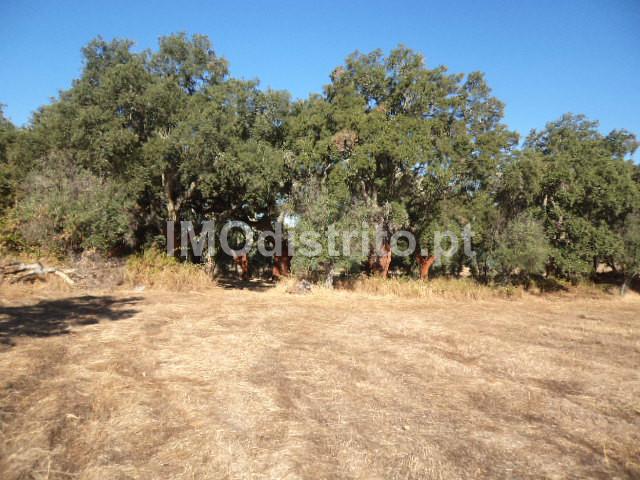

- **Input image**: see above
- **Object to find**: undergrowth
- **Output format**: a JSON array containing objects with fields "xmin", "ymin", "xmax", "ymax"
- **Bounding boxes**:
[{"xmin": 125, "ymin": 248, "xmax": 213, "ymax": 291}]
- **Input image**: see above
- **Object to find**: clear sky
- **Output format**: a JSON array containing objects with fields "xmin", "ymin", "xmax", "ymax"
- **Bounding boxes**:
[{"xmin": 1, "ymin": 0, "xmax": 639, "ymax": 152}]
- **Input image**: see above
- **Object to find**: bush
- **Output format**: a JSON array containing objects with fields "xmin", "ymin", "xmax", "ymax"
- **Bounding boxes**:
[
  {"xmin": 6, "ymin": 156, "xmax": 132, "ymax": 255},
  {"xmin": 492, "ymin": 214, "xmax": 551, "ymax": 286},
  {"xmin": 290, "ymin": 182, "xmax": 373, "ymax": 286}
]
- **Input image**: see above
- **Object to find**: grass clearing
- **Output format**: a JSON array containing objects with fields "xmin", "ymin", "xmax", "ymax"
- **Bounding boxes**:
[{"xmin": 1, "ymin": 284, "xmax": 639, "ymax": 478}]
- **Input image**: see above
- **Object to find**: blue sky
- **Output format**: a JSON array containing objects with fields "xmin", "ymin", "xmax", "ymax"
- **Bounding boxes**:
[{"xmin": 1, "ymin": 0, "xmax": 639, "ymax": 154}]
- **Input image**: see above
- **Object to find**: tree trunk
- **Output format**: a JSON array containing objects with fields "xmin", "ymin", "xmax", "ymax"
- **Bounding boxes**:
[
  {"xmin": 163, "ymin": 171, "xmax": 197, "ymax": 258},
  {"xmin": 324, "ymin": 266, "xmax": 335, "ymax": 289},
  {"xmin": 621, "ymin": 276, "xmax": 630, "ymax": 296},
  {"xmin": 166, "ymin": 202, "xmax": 180, "ymax": 257},
  {"xmin": 416, "ymin": 254, "xmax": 436, "ymax": 281},
  {"xmin": 167, "ymin": 202, "xmax": 178, "ymax": 223}
]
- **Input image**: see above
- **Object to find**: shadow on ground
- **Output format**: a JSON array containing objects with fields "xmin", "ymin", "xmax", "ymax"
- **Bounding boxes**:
[
  {"xmin": 216, "ymin": 276, "xmax": 275, "ymax": 292},
  {"xmin": 593, "ymin": 271, "xmax": 640, "ymax": 294},
  {"xmin": 0, "ymin": 295, "xmax": 142, "ymax": 347}
]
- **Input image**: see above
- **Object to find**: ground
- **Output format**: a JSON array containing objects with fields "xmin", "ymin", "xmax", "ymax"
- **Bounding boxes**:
[{"xmin": 0, "ymin": 283, "xmax": 639, "ymax": 479}]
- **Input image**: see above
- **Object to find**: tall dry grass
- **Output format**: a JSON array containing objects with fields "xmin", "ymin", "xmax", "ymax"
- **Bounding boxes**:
[
  {"xmin": 273, "ymin": 274, "xmax": 623, "ymax": 301},
  {"xmin": 124, "ymin": 248, "xmax": 214, "ymax": 291},
  {"xmin": 336, "ymin": 276, "xmax": 525, "ymax": 300},
  {"xmin": 338, "ymin": 275, "xmax": 621, "ymax": 301}
]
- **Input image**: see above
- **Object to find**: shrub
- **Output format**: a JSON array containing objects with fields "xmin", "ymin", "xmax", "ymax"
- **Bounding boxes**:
[
  {"xmin": 6, "ymin": 156, "xmax": 132, "ymax": 255},
  {"xmin": 492, "ymin": 214, "xmax": 551, "ymax": 286},
  {"xmin": 290, "ymin": 182, "xmax": 373, "ymax": 286}
]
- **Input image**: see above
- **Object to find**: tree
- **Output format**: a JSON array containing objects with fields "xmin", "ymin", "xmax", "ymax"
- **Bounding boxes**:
[
  {"xmin": 619, "ymin": 213, "xmax": 640, "ymax": 295},
  {"xmin": 289, "ymin": 177, "xmax": 372, "ymax": 287},
  {"xmin": 5, "ymin": 34, "xmax": 291, "ymax": 258},
  {"xmin": 1, "ymin": 35, "xmax": 638, "ymax": 293},
  {"xmin": 491, "ymin": 214, "xmax": 552, "ymax": 287},
  {"xmin": 0, "ymin": 106, "xmax": 16, "ymax": 213},
  {"xmin": 288, "ymin": 46, "xmax": 516, "ymax": 280},
  {"xmin": 523, "ymin": 114, "xmax": 639, "ymax": 280}
]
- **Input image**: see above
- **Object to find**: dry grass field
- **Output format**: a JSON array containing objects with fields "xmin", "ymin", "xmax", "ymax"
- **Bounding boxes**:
[{"xmin": 1, "ymin": 281, "xmax": 639, "ymax": 479}]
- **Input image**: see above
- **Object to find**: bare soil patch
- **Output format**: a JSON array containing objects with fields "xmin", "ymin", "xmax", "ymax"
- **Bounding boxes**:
[{"xmin": 1, "ymin": 285, "xmax": 639, "ymax": 479}]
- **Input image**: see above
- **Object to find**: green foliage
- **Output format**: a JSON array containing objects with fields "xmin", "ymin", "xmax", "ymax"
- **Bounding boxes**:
[
  {"xmin": 620, "ymin": 213, "xmax": 640, "ymax": 280},
  {"xmin": 290, "ymin": 181, "xmax": 373, "ymax": 285},
  {"xmin": 496, "ymin": 151, "xmax": 544, "ymax": 219},
  {"xmin": 492, "ymin": 214, "xmax": 552, "ymax": 284},
  {"xmin": 522, "ymin": 114, "xmax": 639, "ymax": 279},
  {"xmin": 0, "ymin": 106, "xmax": 16, "ymax": 212},
  {"xmin": 1, "ymin": 37, "xmax": 638, "ymax": 291},
  {"xmin": 7, "ymin": 34, "xmax": 291, "ymax": 251},
  {"xmin": 6, "ymin": 155, "xmax": 132, "ymax": 254},
  {"xmin": 287, "ymin": 46, "xmax": 518, "ymax": 280}
]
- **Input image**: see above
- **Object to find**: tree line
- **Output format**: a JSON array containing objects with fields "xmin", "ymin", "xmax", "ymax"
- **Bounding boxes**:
[{"xmin": 0, "ymin": 33, "xmax": 638, "ymax": 288}]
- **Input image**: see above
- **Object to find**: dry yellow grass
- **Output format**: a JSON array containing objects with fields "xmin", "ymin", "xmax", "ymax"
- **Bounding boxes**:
[
  {"xmin": 1, "ymin": 284, "xmax": 639, "ymax": 479},
  {"xmin": 124, "ymin": 248, "xmax": 214, "ymax": 291},
  {"xmin": 338, "ymin": 276, "xmax": 522, "ymax": 300},
  {"xmin": 337, "ymin": 275, "xmax": 616, "ymax": 301}
]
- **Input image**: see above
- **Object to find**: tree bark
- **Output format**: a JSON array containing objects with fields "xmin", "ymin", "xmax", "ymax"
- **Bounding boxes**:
[
  {"xmin": 324, "ymin": 266, "xmax": 335, "ymax": 288},
  {"xmin": 621, "ymin": 276, "xmax": 630, "ymax": 296},
  {"xmin": 163, "ymin": 171, "xmax": 197, "ymax": 257}
]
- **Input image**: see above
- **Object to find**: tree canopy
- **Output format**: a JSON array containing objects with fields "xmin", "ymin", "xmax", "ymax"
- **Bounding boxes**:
[{"xmin": 1, "ymin": 34, "xmax": 638, "ymax": 288}]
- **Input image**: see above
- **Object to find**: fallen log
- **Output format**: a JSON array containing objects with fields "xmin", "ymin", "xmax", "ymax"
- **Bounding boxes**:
[{"xmin": 1, "ymin": 262, "xmax": 76, "ymax": 285}]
